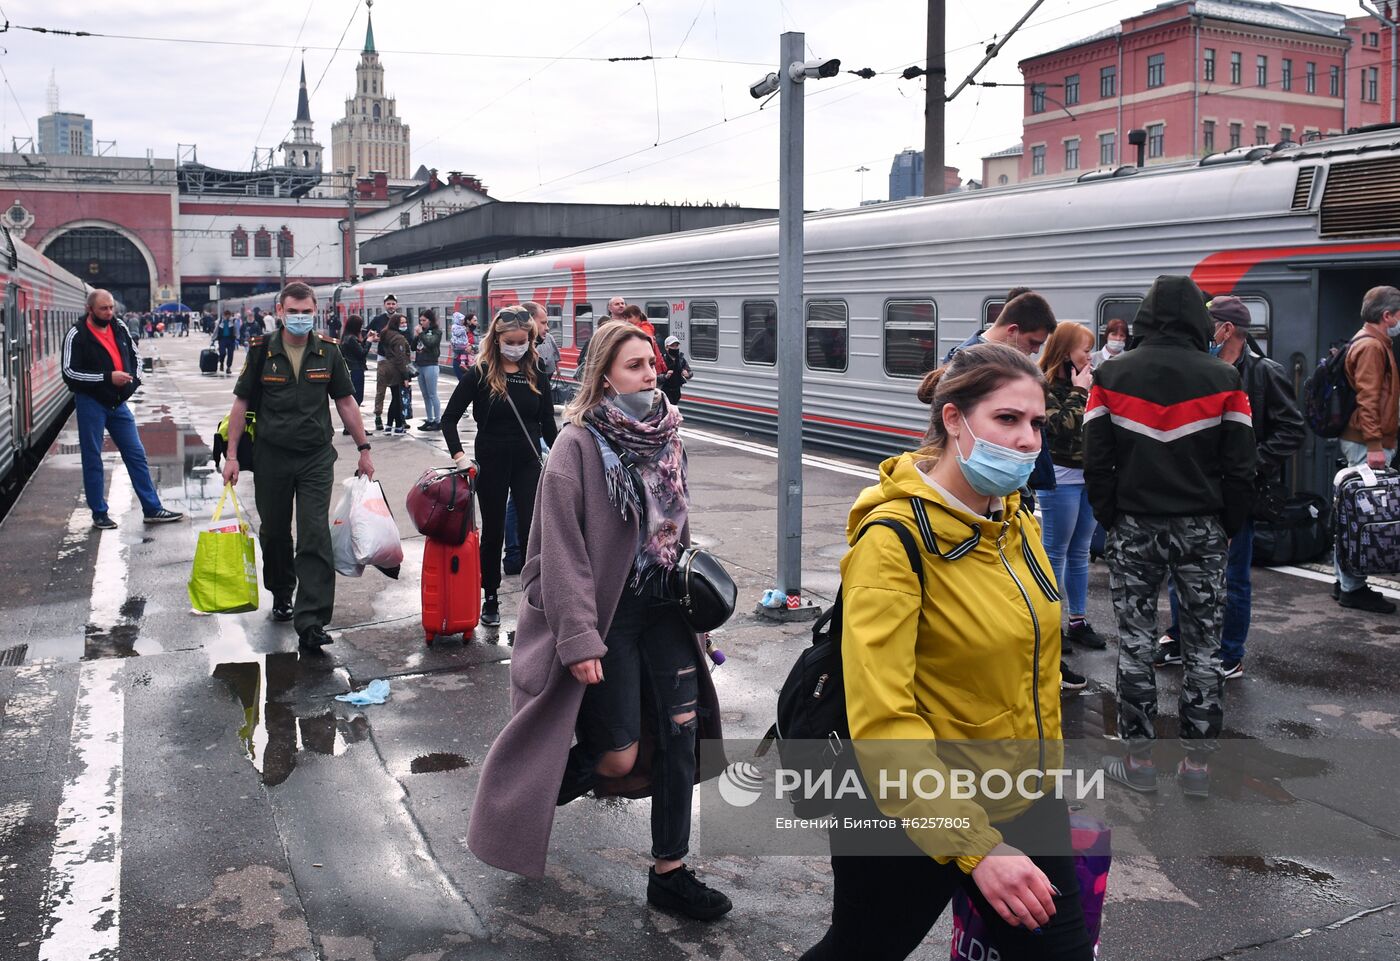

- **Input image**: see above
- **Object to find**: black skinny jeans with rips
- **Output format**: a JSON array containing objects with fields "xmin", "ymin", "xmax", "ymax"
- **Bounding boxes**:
[
  {"xmin": 801, "ymin": 796, "xmax": 1093, "ymax": 961},
  {"xmin": 474, "ymin": 436, "xmax": 541, "ymax": 594},
  {"xmin": 573, "ymin": 586, "xmax": 700, "ymax": 862}
]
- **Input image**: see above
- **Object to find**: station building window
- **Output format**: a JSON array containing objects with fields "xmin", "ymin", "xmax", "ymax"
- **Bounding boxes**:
[
  {"xmin": 644, "ymin": 301, "xmax": 671, "ymax": 343},
  {"xmin": 1281, "ymin": 125, "xmax": 1294, "ymax": 143},
  {"xmin": 1147, "ymin": 53, "xmax": 1165, "ymax": 88},
  {"xmin": 689, "ymin": 301, "xmax": 719, "ymax": 361},
  {"xmin": 1147, "ymin": 123, "xmax": 1165, "ymax": 158},
  {"xmin": 1203, "ymin": 120, "xmax": 1216, "ymax": 153},
  {"xmin": 253, "ymin": 228, "xmax": 272, "ymax": 258},
  {"xmin": 1282, "ymin": 58, "xmax": 1292, "ymax": 91},
  {"xmin": 277, "ymin": 228, "xmax": 294, "ymax": 259},
  {"xmin": 1064, "ymin": 74, "xmax": 1079, "ymax": 106},
  {"xmin": 1330, "ymin": 65, "xmax": 1341, "ymax": 97},
  {"xmin": 1064, "ymin": 138, "xmax": 1080, "ymax": 170},
  {"xmin": 1365, "ymin": 67, "xmax": 1380, "ymax": 102},
  {"xmin": 573, "ymin": 302, "xmax": 594, "ymax": 350},
  {"xmin": 1203, "ymin": 48, "xmax": 1215, "ymax": 82},
  {"xmin": 231, "ymin": 227, "xmax": 248, "ymax": 258},
  {"xmin": 742, "ymin": 301, "xmax": 777, "ymax": 366},
  {"xmin": 1031, "ymin": 85, "xmax": 1046, "ymax": 114},
  {"xmin": 805, "ymin": 301, "xmax": 848, "ymax": 372},
  {"xmin": 883, "ymin": 301, "xmax": 937, "ymax": 379},
  {"xmin": 1256, "ymin": 55, "xmax": 1268, "ymax": 87},
  {"xmin": 1229, "ymin": 122, "xmax": 1242, "ymax": 149},
  {"xmin": 1255, "ymin": 123, "xmax": 1268, "ymax": 145},
  {"xmin": 1230, "ymin": 52, "xmax": 1242, "ymax": 84},
  {"xmin": 1099, "ymin": 131, "xmax": 1115, "ymax": 166},
  {"xmin": 1306, "ymin": 61, "xmax": 1316, "ymax": 94},
  {"xmin": 1031, "ymin": 144, "xmax": 1046, "ymax": 176},
  {"xmin": 1100, "ymin": 65, "xmax": 1116, "ymax": 98}
]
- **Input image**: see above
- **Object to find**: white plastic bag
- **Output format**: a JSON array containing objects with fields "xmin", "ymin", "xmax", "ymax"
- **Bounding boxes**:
[
  {"xmin": 348, "ymin": 475, "xmax": 404, "ymax": 571},
  {"xmin": 330, "ymin": 478, "xmax": 365, "ymax": 577}
]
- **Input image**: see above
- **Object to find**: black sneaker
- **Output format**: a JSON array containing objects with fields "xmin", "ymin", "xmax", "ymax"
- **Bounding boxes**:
[
  {"xmin": 1066, "ymin": 619, "xmax": 1108, "ymax": 650},
  {"xmin": 647, "ymin": 865, "xmax": 733, "ymax": 922},
  {"xmin": 298, "ymin": 625, "xmax": 333, "ymax": 651},
  {"xmin": 271, "ymin": 599, "xmax": 294, "ymax": 622},
  {"xmin": 1177, "ymin": 759, "xmax": 1210, "ymax": 799},
  {"xmin": 144, "ymin": 508, "xmax": 184, "ymax": 524},
  {"xmin": 1332, "ymin": 582, "xmax": 1340, "ymax": 601},
  {"xmin": 1154, "ymin": 638, "xmax": 1182, "ymax": 666},
  {"xmin": 480, "ymin": 595, "xmax": 500, "ymax": 627},
  {"xmin": 1338, "ymin": 585, "xmax": 1397, "ymax": 614},
  {"xmin": 1103, "ymin": 755, "xmax": 1158, "ymax": 794},
  {"xmin": 1060, "ymin": 661, "xmax": 1087, "ymax": 691},
  {"xmin": 92, "ymin": 512, "xmax": 118, "ymax": 530},
  {"xmin": 1221, "ymin": 660, "xmax": 1244, "ymax": 680},
  {"xmin": 375, "ymin": 416, "xmax": 384, "ymax": 432}
]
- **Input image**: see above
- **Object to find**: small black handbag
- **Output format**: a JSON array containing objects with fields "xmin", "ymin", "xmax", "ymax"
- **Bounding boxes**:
[{"xmin": 666, "ymin": 547, "xmax": 738, "ymax": 633}]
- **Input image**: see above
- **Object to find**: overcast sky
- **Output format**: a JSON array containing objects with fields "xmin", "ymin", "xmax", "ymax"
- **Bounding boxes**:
[{"xmin": 1, "ymin": 0, "xmax": 1372, "ymax": 210}]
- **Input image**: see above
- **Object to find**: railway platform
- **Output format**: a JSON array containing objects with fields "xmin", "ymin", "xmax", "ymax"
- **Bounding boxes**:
[{"xmin": 1, "ymin": 336, "xmax": 1397, "ymax": 961}]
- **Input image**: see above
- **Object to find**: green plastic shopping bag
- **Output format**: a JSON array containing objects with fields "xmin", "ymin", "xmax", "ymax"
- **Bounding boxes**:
[{"xmin": 188, "ymin": 485, "xmax": 260, "ymax": 614}]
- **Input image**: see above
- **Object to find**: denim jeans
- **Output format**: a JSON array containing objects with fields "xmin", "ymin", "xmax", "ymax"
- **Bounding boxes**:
[
  {"xmin": 1168, "ymin": 519, "xmax": 1254, "ymax": 664},
  {"xmin": 1336, "ymin": 440, "xmax": 1396, "ymax": 592},
  {"xmin": 573, "ymin": 587, "xmax": 700, "ymax": 862},
  {"xmin": 503, "ymin": 496, "xmax": 521, "ymax": 569},
  {"xmin": 74, "ymin": 394, "xmax": 163, "ymax": 517},
  {"xmin": 419, "ymin": 362, "xmax": 441, "ymax": 422},
  {"xmin": 1038, "ymin": 482, "xmax": 1095, "ymax": 617}
]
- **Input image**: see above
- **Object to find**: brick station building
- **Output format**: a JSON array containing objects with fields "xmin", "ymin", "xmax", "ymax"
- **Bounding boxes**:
[{"xmin": 1010, "ymin": 0, "xmax": 1400, "ymax": 183}]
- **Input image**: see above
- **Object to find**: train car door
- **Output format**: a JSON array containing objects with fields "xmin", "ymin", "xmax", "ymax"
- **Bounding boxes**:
[{"xmin": 6, "ymin": 284, "xmax": 31, "ymax": 451}]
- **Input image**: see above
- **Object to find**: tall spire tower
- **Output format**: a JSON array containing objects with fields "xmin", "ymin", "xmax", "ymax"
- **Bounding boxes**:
[
  {"xmin": 331, "ymin": 0, "xmax": 411, "ymax": 180},
  {"xmin": 281, "ymin": 59, "xmax": 323, "ymax": 170}
]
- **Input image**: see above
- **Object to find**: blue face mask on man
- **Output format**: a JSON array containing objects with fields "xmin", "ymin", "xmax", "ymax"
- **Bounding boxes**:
[
  {"xmin": 283, "ymin": 313, "xmax": 314, "ymax": 336},
  {"xmin": 953, "ymin": 417, "xmax": 1041, "ymax": 497}
]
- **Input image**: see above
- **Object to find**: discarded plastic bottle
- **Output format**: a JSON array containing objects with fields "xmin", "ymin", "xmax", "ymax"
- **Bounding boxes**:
[{"xmin": 704, "ymin": 634, "xmax": 725, "ymax": 667}]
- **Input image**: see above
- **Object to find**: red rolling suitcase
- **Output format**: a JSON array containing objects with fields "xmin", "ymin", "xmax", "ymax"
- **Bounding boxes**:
[{"xmin": 421, "ymin": 532, "xmax": 481, "ymax": 646}]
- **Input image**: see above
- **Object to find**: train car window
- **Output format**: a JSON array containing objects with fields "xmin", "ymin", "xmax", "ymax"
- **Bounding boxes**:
[
  {"xmin": 742, "ymin": 301, "xmax": 777, "ymax": 366},
  {"xmin": 546, "ymin": 303, "xmax": 564, "ymax": 342},
  {"xmin": 574, "ymin": 303, "xmax": 594, "ymax": 350},
  {"xmin": 884, "ymin": 300, "xmax": 938, "ymax": 379},
  {"xmin": 805, "ymin": 301, "xmax": 848, "ymax": 372},
  {"xmin": 1097, "ymin": 297, "xmax": 1142, "ymax": 341},
  {"xmin": 644, "ymin": 301, "xmax": 671, "ymax": 343},
  {"xmin": 689, "ymin": 301, "xmax": 719, "ymax": 361},
  {"xmin": 983, "ymin": 299, "xmax": 1008, "ymax": 330},
  {"xmin": 1235, "ymin": 296, "xmax": 1272, "ymax": 356}
]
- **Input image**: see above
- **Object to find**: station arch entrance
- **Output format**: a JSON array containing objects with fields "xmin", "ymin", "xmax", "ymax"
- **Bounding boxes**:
[{"xmin": 43, "ymin": 226, "xmax": 153, "ymax": 312}]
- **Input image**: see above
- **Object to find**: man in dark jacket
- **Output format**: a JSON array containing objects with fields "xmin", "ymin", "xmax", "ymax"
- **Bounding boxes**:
[
  {"xmin": 62, "ymin": 289, "xmax": 184, "ymax": 529},
  {"xmin": 1157, "ymin": 295, "xmax": 1304, "ymax": 678},
  {"xmin": 1085, "ymin": 275, "xmax": 1256, "ymax": 798}
]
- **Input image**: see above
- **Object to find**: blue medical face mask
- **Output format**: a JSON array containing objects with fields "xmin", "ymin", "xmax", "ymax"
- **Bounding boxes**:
[
  {"xmin": 953, "ymin": 415, "xmax": 1041, "ymax": 497},
  {"xmin": 1208, "ymin": 342, "xmax": 1224, "ymax": 356},
  {"xmin": 283, "ymin": 314, "xmax": 314, "ymax": 336}
]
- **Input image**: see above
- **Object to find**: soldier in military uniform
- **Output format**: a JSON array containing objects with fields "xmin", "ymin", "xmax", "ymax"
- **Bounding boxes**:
[{"xmin": 220, "ymin": 281, "xmax": 375, "ymax": 651}]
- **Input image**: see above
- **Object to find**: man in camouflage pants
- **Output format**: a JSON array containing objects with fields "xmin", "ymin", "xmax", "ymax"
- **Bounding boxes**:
[{"xmin": 1084, "ymin": 276, "xmax": 1256, "ymax": 798}]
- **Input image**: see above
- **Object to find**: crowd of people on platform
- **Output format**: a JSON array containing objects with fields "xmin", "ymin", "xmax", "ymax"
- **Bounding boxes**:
[{"xmin": 62, "ymin": 274, "xmax": 1400, "ymax": 958}]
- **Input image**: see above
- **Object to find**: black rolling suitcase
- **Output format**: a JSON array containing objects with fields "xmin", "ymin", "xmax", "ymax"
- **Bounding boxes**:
[
  {"xmin": 199, "ymin": 347, "xmax": 219, "ymax": 373},
  {"xmin": 1335, "ymin": 467, "xmax": 1400, "ymax": 577},
  {"xmin": 1251, "ymin": 493, "xmax": 1330, "ymax": 567}
]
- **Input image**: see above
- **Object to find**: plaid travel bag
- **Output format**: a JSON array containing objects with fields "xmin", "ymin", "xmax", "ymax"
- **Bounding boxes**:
[{"xmin": 1334, "ymin": 466, "xmax": 1400, "ymax": 577}]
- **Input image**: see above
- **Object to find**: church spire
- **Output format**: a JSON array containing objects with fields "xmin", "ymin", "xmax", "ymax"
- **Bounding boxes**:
[
  {"xmin": 295, "ymin": 59, "xmax": 311, "ymax": 123},
  {"xmin": 363, "ymin": 1, "xmax": 376, "ymax": 54}
]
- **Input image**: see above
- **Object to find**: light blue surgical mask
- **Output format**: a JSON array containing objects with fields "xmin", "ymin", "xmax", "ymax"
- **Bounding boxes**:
[
  {"xmin": 610, "ymin": 388, "xmax": 658, "ymax": 421},
  {"xmin": 284, "ymin": 315, "xmax": 314, "ymax": 336},
  {"xmin": 1208, "ymin": 342, "xmax": 1224, "ymax": 356},
  {"xmin": 953, "ymin": 417, "xmax": 1041, "ymax": 497}
]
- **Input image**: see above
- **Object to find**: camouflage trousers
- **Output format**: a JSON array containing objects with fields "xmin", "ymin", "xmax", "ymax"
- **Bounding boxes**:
[{"xmin": 1105, "ymin": 513, "xmax": 1227, "ymax": 762}]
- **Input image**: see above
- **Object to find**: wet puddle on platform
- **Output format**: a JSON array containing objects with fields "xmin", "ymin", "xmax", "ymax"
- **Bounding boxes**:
[{"xmin": 409, "ymin": 752, "xmax": 470, "ymax": 774}]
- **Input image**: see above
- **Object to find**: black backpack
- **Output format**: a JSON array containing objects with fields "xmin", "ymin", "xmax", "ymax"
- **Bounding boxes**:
[
  {"xmin": 758, "ymin": 517, "xmax": 924, "ymax": 816},
  {"xmin": 1302, "ymin": 341, "xmax": 1358, "ymax": 438}
]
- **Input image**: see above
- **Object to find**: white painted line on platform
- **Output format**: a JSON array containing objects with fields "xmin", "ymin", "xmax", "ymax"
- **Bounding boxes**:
[
  {"xmin": 1268, "ymin": 564, "xmax": 1400, "ymax": 600},
  {"xmin": 679, "ymin": 427, "xmax": 879, "ymax": 480},
  {"xmin": 88, "ymin": 467, "xmax": 133, "ymax": 634},
  {"xmin": 39, "ymin": 658, "xmax": 124, "ymax": 961}
]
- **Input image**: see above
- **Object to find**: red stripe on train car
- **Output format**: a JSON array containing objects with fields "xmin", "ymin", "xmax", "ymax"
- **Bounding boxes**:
[
  {"xmin": 1192, "ymin": 241, "xmax": 1400, "ymax": 292},
  {"xmin": 684, "ymin": 395, "xmax": 925, "ymax": 439}
]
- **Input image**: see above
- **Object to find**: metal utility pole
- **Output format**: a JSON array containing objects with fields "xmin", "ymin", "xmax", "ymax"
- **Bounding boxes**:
[
  {"xmin": 345, "ymin": 166, "xmax": 358, "ymax": 282},
  {"xmin": 856, "ymin": 165, "xmax": 870, "ymax": 202},
  {"xmin": 776, "ymin": 30, "xmax": 806, "ymax": 606},
  {"xmin": 924, "ymin": 1, "xmax": 946, "ymax": 196}
]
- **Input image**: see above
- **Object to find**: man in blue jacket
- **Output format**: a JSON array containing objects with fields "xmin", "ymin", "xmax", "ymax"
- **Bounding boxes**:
[{"xmin": 62, "ymin": 289, "xmax": 184, "ymax": 530}]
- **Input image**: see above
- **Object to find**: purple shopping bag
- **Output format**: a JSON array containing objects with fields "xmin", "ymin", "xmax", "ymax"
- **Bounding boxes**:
[{"xmin": 950, "ymin": 814, "xmax": 1110, "ymax": 959}]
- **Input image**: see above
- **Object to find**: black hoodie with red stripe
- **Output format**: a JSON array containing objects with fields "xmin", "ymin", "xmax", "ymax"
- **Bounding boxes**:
[{"xmin": 1083, "ymin": 275, "xmax": 1257, "ymax": 536}]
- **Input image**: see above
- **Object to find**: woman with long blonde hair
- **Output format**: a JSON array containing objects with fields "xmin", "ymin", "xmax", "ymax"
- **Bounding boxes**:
[
  {"xmin": 467, "ymin": 320, "xmax": 731, "ymax": 922},
  {"xmin": 1036, "ymin": 322, "xmax": 1107, "ymax": 655},
  {"xmin": 441, "ymin": 305, "xmax": 558, "ymax": 626}
]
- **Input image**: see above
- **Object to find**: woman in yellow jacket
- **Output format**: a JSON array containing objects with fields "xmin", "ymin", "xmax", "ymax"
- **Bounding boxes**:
[{"xmin": 802, "ymin": 343, "xmax": 1093, "ymax": 961}]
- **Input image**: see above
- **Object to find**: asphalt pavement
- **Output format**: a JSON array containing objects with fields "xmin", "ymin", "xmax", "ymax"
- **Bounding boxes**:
[{"xmin": 0, "ymin": 334, "xmax": 1396, "ymax": 961}]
